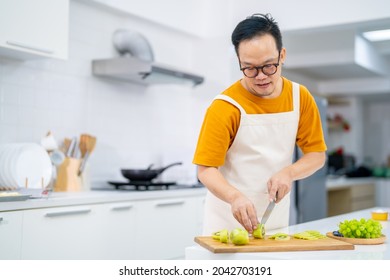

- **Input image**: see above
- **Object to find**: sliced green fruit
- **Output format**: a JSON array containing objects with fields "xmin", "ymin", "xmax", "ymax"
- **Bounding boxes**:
[
  {"xmin": 275, "ymin": 235, "xmax": 291, "ymax": 240},
  {"xmin": 293, "ymin": 230, "xmax": 326, "ymax": 240},
  {"xmin": 212, "ymin": 229, "xmax": 229, "ymax": 243},
  {"xmin": 253, "ymin": 223, "xmax": 265, "ymax": 239},
  {"xmin": 230, "ymin": 228, "xmax": 249, "ymax": 245},
  {"xmin": 269, "ymin": 232, "xmax": 290, "ymax": 240}
]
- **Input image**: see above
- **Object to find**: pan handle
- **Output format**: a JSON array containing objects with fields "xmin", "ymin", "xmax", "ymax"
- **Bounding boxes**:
[{"xmin": 158, "ymin": 162, "xmax": 183, "ymax": 173}]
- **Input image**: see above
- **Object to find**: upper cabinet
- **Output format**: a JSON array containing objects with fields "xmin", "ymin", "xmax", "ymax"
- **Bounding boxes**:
[{"xmin": 0, "ymin": 0, "xmax": 69, "ymax": 60}]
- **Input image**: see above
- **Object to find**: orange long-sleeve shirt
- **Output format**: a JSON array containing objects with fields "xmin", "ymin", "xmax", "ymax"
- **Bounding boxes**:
[{"xmin": 193, "ymin": 77, "xmax": 327, "ymax": 167}]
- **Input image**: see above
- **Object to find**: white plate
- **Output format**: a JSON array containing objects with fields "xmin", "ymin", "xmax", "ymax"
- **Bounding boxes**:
[
  {"xmin": 12, "ymin": 143, "xmax": 52, "ymax": 189},
  {"xmin": 8, "ymin": 144, "xmax": 25, "ymax": 187},
  {"xmin": 1, "ymin": 145, "xmax": 17, "ymax": 187},
  {"xmin": 0, "ymin": 145, "xmax": 10, "ymax": 186}
]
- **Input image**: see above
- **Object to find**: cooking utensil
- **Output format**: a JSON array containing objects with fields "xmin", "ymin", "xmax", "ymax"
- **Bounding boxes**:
[
  {"xmin": 78, "ymin": 135, "xmax": 97, "ymax": 175},
  {"xmin": 121, "ymin": 162, "xmax": 182, "ymax": 181},
  {"xmin": 79, "ymin": 134, "xmax": 89, "ymax": 159},
  {"xmin": 62, "ymin": 138, "xmax": 71, "ymax": 154},
  {"xmin": 50, "ymin": 149, "xmax": 65, "ymax": 166},
  {"xmin": 260, "ymin": 201, "xmax": 275, "ymax": 225},
  {"xmin": 260, "ymin": 193, "xmax": 277, "ymax": 225},
  {"xmin": 66, "ymin": 137, "xmax": 77, "ymax": 157}
]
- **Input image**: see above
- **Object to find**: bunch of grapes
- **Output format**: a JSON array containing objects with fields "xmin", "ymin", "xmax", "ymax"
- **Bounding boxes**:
[{"xmin": 338, "ymin": 218, "xmax": 382, "ymax": 238}]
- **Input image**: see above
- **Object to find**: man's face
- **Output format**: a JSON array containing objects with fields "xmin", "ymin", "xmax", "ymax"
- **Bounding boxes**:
[{"xmin": 238, "ymin": 34, "xmax": 286, "ymax": 98}]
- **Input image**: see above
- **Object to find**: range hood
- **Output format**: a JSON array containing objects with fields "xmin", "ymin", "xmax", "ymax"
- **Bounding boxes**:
[
  {"xmin": 92, "ymin": 29, "xmax": 204, "ymax": 87},
  {"xmin": 92, "ymin": 56, "xmax": 204, "ymax": 86}
]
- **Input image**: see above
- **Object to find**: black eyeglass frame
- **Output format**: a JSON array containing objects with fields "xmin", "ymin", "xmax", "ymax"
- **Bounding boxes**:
[{"xmin": 239, "ymin": 53, "xmax": 281, "ymax": 78}]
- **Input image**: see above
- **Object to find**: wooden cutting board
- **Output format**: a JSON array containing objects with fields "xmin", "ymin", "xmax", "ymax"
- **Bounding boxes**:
[
  {"xmin": 326, "ymin": 232, "xmax": 386, "ymax": 245},
  {"xmin": 194, "ymin": 235, "xmax": 354, "ymax": 253}
]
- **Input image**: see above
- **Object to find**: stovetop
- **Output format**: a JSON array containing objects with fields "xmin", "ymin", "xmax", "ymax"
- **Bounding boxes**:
[{"xmin": 94, "ymin": 181, "xmax": 204, "ymax": 192}]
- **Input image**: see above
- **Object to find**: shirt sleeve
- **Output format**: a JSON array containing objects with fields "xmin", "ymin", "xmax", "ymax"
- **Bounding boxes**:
[
  {"xmin": 192, "ymin": 99, "xmax": 240, "ymax": 167},
  {"xmin": 296, "ymin": 86, "xmax": 328, "ymax": 154}
]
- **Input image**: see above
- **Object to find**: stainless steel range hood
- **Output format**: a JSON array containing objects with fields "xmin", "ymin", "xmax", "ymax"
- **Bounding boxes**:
[
  {"xmin": 92, "ymin": 56, "xmax": 204, "ymax": 86},
  {"xmin": 92, "ymin": 29, "xmax": 204, "ymax": 87}
]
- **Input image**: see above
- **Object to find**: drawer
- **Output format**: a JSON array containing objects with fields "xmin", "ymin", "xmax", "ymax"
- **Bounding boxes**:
[{"xmin": 350, "ymin": 184, "xmax": 375, "ymax": 198}]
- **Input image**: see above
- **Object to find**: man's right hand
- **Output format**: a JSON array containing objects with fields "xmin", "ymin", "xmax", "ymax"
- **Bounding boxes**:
[
  {"xmin": 197, "ymin": 165, "xmax": 259, "ymax": 233},
  {"xmin": 230, "ymin": 194, "xmax": 259, "ymax": 233}
]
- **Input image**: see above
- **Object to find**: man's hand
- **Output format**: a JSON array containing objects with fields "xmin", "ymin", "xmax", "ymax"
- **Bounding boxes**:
[
  {"xmin": 267, "ymin": 151, "xmax": 326, "ymax": 203},
  {"xmin": 267, "ymin": 169, "xmax": 293, "ymax": 203},
  {"xmin": 230, "ymin": 194, "xmax": 259, "ymax": 233}
]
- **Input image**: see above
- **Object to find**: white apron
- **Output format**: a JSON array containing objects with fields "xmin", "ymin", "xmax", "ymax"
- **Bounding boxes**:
[{"xmin": 202, "ymin": 82, "xmax": 300, "ymax": 235}]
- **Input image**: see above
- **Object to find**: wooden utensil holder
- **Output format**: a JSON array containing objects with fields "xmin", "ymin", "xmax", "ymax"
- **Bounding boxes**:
[{"xmin": 54, "ymin": 157, "xmax": 82, "ymax": 192}]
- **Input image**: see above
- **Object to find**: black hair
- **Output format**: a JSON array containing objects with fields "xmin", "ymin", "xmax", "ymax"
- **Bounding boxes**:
[{"xmin": 231, "ymin": 13, "xmax": 283, "ymax": 55}]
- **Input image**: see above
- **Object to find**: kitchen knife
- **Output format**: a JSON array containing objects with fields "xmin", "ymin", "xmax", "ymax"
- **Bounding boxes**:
[
  {"xmin": 260, "ymin": 193, "xmax": 277, "ymax": 225},
  {"xmin": 260, "ymin": 200, "xmax": 275, "ymax": 225}
]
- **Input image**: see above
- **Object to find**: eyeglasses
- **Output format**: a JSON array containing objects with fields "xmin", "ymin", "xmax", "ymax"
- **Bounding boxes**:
[{"xmin": 240, "ymin": 55, "xmax": 281, "ymax": 78}]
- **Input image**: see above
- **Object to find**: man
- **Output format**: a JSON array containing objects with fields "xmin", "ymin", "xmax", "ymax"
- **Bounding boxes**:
[{"xmin": 193, "ymin": 13, "xmax": 327, "ymax": 235}]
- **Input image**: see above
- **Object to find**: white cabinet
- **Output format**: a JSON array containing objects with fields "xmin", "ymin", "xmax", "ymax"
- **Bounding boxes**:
[
  {"xmin": 1, "ymin": 190, "xmax": 206, "ymax": 260},
  {"xmin": 0, "ymin": 211, "xmax": 23, "ymax": 259},
  {"xmin": 21, "ymin": 202, "xmax": 139, "ymax": 260},
  {"xmin": 135, "ymin": 196, "xmax": 204, "ymax": 260},
  {"xmin": 21, "ymin": 205, "xmax": 102, "ymax": 259},
  {"xmin": 99, "ymin": 201, "xmax": 137, "ymax": 259},
  {"xmin": 0, "ymin": 0, "xmax": 69, "ymax": 60}
]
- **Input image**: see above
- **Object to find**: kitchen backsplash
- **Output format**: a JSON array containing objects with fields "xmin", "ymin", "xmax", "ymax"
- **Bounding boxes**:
[{"xmin": 0, "ymin": 0, "xmax": 230, "ymax": 188}]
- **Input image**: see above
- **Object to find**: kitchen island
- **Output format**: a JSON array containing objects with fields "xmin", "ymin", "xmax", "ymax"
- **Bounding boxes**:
[{"xmin": 185, "ymin": 207, "xmax": 389, "ymax": 260}]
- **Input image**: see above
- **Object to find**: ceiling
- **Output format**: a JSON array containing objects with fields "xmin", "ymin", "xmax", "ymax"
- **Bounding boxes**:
[{"xmin": 282, "ymin": 18, "xmax": 390, "ymax": 96}]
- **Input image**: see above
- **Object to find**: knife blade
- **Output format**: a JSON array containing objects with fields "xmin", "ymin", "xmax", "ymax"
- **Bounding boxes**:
[
  {"xmin": 260, "ymin": 192, "xmax": 278, "ymax": 225},
  {"xmin": 260, "ymin": 200, "xmax": 275, "ymax": 225}
]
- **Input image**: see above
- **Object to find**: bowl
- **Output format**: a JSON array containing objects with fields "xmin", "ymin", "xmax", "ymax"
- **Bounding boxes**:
[{"xmin": 371, "ymin": 210, "xmax": 389, "ymax": 221}]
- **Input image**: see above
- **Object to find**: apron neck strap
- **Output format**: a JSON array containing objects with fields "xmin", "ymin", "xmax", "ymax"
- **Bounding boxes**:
[{"xmin": 214, "ymin": 95, "xmax": 246, "ymax": 115}]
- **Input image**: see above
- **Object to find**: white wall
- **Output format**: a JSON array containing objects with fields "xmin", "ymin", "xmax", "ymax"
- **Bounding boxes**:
[
  {"xmin": 363, "ymin": 100, "xmax": 390, "ymax": 167},
  {"xmin": 0, "ymin": 0, "xmax": 231, "ymax": 188}
]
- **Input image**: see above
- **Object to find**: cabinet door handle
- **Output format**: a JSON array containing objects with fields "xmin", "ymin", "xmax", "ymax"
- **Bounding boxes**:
[
  {"xmin": 110, "ymin": 204, "xmax": 133, "ymax": 211},
  {"xmin": 155, "ymin": 200, "xmax": 185, "ymax": 207},
  {"xmin": 6, "ymin": 40, "xmax": 54, "ymax": 54},
  {"xmin": 0, "ymin": 217, "xmax": 3, "ymax": 222},
  {"xmin": 45, "ymin": 208, "xmax": 92, "ymax": 217}
]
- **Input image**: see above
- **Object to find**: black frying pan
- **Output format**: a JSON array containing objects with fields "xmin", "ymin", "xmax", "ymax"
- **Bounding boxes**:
[{"xmin": 121, "ymin": 162, "xmax": 182, "ymax": 181}]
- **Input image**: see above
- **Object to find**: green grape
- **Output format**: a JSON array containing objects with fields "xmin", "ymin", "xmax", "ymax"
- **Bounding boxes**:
[{"xmin": 337, "ymin": 218, "xmax": 382, "ymax": 239}]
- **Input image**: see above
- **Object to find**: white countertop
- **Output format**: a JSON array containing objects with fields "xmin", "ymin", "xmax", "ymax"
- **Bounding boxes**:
[
  {"xmin": 0, "ymin": 186, "xmax": 206, "ymax": 212},
  {"xmin": 326, "ymin": 176, "xmax": 377, "ymax": 190},
  {"xmin": 185, "ymin": 207, "xmax": 390, "ymax": 260}
]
